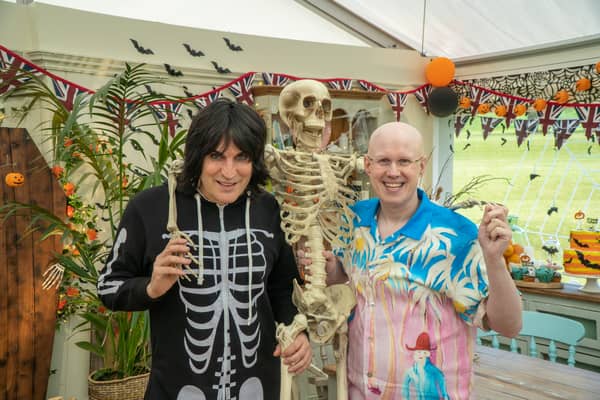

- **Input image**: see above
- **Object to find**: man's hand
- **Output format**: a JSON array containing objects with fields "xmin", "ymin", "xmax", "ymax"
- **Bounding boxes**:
[
  {"xmin": 478, "ymin": 203, "xmax": 511, "ymax": 266},
  {"xmin": 273, "ymin": 332, "xmax": 312, "ymax": 374},
  {"xmin": 147, "ymin": 237, "xmax": 189, "ymax": 299}
]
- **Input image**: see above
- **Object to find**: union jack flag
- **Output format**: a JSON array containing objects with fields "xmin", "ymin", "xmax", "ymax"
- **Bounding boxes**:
[
  {"xmin": 358, "ymin": 80, "xmax": 384, "ymax": 92},
  {"xmin": 326, "ymin": 79, "xmax": 352, "ymax": 91},
  {"xmin": 479, "ymin": 116, "xmax": 504, "ymax": 140},
  {"xmin": 454, "ymin": 114, "xmax": 470, "ymax": 137},
  {"xmin": 513, "ymin": 118, "xmax": 539, "ymax": 147},
  {"xmin": 0, "ymin": 48, "xmax": 38, "ymax": 95},
  {"xmin": 413, "ymin": 85, "xmax": 432, "ymax": 114},
  {"xmin": 261, "ymin": 72, "xmax": 290, "ymax": 86},
  {"xmin": 386, "ymin": 92, "xmax": 408, "ymax": 121},
  {"xmin": 51, "ymin": 78, "xmax": 90, "ymax": 111},
  {"xmin": 575, "ymin": 105, "xmax": 600, "ymax": 141},
  {"xmin": 153, "ymin": 102, "xmax": 183, "ymax": 137},
  {"xmin": 552, "ymin": 118, "xmax": 580, "ymax": 149},
  {"xmin": 469, "ymin": 86, "xmax": 495, "ymax": 116},
  {"xmin": 228, "ymin": 73, "xmax": 255, "ymax": 105},
  {"xmin": 499, "ymin": 97, "xmax": 524, "ymax": 128},
  {"xmin": 537, "ymin": 103, "xmax": 564, "ymax": 135},
  {"xmin": 105, "ymin": 99, "xmax": 140, "ymax": 126},
  {"xmin": 194, "ymin": 90, "xmax": 222, "ymax": 109}
]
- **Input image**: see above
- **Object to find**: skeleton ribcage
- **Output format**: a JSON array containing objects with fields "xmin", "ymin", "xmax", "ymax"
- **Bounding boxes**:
[{"xmin": 177, "ymin": 227, "xmax": 268, "ymax": 388}]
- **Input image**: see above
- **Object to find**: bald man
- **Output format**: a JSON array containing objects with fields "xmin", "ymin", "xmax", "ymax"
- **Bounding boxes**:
[{"xmin": 299, "ymin": 122, "xmax": 522, "ymax": 399}]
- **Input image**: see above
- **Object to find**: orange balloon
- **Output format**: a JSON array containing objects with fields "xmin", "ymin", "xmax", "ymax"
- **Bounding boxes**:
[{"xmin": 425, "ymin": 57, "xmax": 455, "ymax": 87}]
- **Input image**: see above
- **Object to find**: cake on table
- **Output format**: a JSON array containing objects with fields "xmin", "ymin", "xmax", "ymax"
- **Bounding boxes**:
[{"xmin": 563, "ymin": 230, "xmax": 600, "ymax": 276}]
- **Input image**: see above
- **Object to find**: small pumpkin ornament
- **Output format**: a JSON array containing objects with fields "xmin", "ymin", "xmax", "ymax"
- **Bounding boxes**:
[
  {"xmin": 575, "ymin": 77, "xmax": 591, "ymax": 92},
  {"xmin": 5, "ymin": 172, "xmax": 25, "ymax": 187},
  {"xmin": 494, "ymin": 104, "xmax": 507, "ymax": 117},
  {"xmin": 533, "ymin": 98, "xmax": 547, "ymax": 112},
  {"xmin": 596, "ymin": 61, "xmax": 600, "ymax": 74},
  {"xmin": 553, "ymin": 89, "xmax": 569, "ymax": 104},
  {"xmin": 574, "ymin": 210, "xmax": 585, "ymax": 220},
  {"xmin": 477, "ymin": 103, "xmax": 490, "ymax": 114},
  {"xmin": 514, "ymin": 103, "xmax": 527, "ymax": 116},
  {"xmin": 459, "ymin": 97, "xmax": 471, "ymax": 109}
]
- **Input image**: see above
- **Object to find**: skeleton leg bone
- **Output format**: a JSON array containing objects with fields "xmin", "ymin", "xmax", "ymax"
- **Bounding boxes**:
[{"xmin": 276, "ymin": 313, "xmax": 308, "ymax": 400}]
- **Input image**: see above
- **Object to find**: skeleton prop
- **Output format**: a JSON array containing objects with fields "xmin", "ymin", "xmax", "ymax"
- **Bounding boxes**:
[{"xmin": 268, "ymin": 79, "xmax": 361, "ymax": 400}]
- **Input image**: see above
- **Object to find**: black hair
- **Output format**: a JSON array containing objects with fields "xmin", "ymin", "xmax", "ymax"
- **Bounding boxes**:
[{"xmin": 177, "ymin": 97, "xmax": 269, "ymax": 195}]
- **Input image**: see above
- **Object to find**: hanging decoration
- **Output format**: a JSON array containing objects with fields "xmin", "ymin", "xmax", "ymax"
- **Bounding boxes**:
[
  {"xmin": 1, "ymin": 44, "xmax": 600, "ymax": 150},
  {"xmin": 425, "ymin": 57, "xmax": 455, "ymax": 87},
  {"xmin": 479, "ymin": 116, "xmax": 504, "ymax": 140},
  {"xmin": 427, "ymin": 86, "xmax": 458, "ymax": 117}
]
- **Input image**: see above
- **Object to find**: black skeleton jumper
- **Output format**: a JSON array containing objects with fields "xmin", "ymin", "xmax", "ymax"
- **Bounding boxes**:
[{"xmin": 97, "ymin": 184, "xmax": 299, "ymax": 399}]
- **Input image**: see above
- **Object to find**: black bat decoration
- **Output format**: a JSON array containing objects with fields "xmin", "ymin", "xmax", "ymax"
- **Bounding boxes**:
[
  {"xmin": 95, "ymin": 202, "xmax": 109, "ymax": 210},
  {"xmin": 144, "ymin": 84, "xmax": 158, "ymax": 96},
  {"xmin": 529, "ymin": 173, "xmax": 540, "ymax": 181},
  {"xmin": 101, "ymin": 216, "xmax": 111, "ymax": 222},
  {"xmin": 466, "ymin": 129, "xmax": 471, "ymax": 139},
  {"xmin": 547, "ymin": 206, "xmax": 558, "ymax": 216},
  {"xmin": 164, "ymin": 64, "xmax": 183, "ymax": 77},
  {"xmin": 462, "ymin": 143, "xmax": 471, "ymax": 151},
  {"xmin": 575, "ymin": 250, "xmax": 600, "ymax": 269},
  {"xmin": 500, "ymin": 137, "xmax": 507, "ymax": 146},
  {"xmin": 186, "ymin": 109, "xmax": 194, "ymax": 119},
  {"xmin": 183, "ymin": 43, "xmax": 205, "ymax": 57},
  {"xmin": 130, "ymin": 39, "xmax": 154, "ymax": 55},
  {"xmin": 449, "ymin": 144, "xmax": 454, "ymax": 153},
  {"xmin": 542, "ymin": 245, "xmax": 559, "ymax": 255},
  {"xmin": 211, "ymin": 61, "xmax": 231, "ymax": 74},
  {"xmin": 223, "ymin": 37, "xmax": 243, "ymax": 51},
  {"xmin": 182, "ymin": 86, "xmax": 194, "ymax": 98},
  {"xmin": 564, "ymin": 257, "xmax": 573, "ymax": 264},
  {"xmin": 588, "ymin": 145, "xmax": 592, "ymax": 155},
  {"xmin": 527, "ymin": 141, "xmax": 530, "ymax": 151},
  {"xmin": 572, "ymin": 237, "xmax": 589, "ymax": 248}
]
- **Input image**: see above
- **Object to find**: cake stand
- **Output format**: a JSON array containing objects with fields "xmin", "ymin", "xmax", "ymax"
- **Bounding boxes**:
[{"xmin": 563, "ymin": 273, "xmax": 600, "ymax": 293}]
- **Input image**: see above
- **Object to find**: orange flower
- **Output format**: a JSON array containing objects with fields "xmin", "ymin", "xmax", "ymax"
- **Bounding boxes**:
[
  {"xmin": 57, "ymin": 298, "xmax": 67, "ymax": 310},
  {"xmin": 66, "ymin": 287, "xmax": 80, "ymax": 297},
  {"xmin": 122, "ymin": 176, "xmax": 128, "ymax": 188},
  {"xmin": 66, "ymin": 205, "xmax": 75, "ymax": 218},
  {"xmin": 51, "ymin": 165, "xmax": 64, "ymax": 178},
  {"xmin": 86, "ymin": 228, "xmax": 97, "ymax": 241},
  {"xmin": 98, "ymin": 305, "xmax": 107, "ymax": 314},
  {"xmin": 63, "ymin": 182, "xmax": 75, "ymax": 196},
  {"xmin": 71, "ymin": 247, "xmax": 80, "ymax": 256},
  {"xmin": 64, "ymin": 138, "xmax": 73, "ymax": 147}
]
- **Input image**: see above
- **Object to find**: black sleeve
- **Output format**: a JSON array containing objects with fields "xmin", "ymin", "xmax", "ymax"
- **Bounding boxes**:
[
  {"xmin": 266, "ymin": 226, "xmax": 300, "ymax": 325},
  {"xmin": 97, "ymin": 198, "xmax": 156, "ymax": 311}
]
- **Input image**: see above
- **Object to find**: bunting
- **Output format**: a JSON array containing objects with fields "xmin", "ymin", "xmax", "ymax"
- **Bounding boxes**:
[
  {"xmin": 358, "ymin": 80, "xmax": 385, "ymax": 92},
  {"xmin": 480, "ymin": 116, "xmax": 504, "ymax": 140},
  {"xmin": 0, "ymin": 48, "xmax": 38, "ymax": 94},
  {"xmin": 153, "ymin": 102, "xmax": 183, "ymax": 137},
  {"xmin": 553, "ymin": 118, "xmax": 580, "ymax": 149},
  {"xmin": 228, "ymin": 73, "xmax": 255, "ymax": 105},
  {"xmin": 326, "ymin": 78, "xmax": 353, "ymax": 91},
  {"xmin": 513, "ymin": 118, "xmax": 539, "ymax": 147},
  {"xmin": 538, "ymin": 104, "xmax": 564, "ymax": 135},
  {"xmin": 454, "ymin": 114, "xmax": 471, "ymax": 137},
  {"xmin": 575, "ymin": 105, "xmax": 600, "ymax": 141},
  {"xmin": 194, "ymin": 90, "xmax": 222, "ymax": 109},
  {"xmin": 469, "ymin": 86, "xmax": 495, "ymax": 116},
  {"xmin": 386, "ymin": 92, "xmax": 408, "ymax": 122},
  {"xmin": 261, "ymin": 72, "xmax": 290, "ymax": 87},
  {"xmin": 413, "ymin": 85, "xmax": 432, "ymax": 114},
  {"xmin": 51, "ymin": 78, "xmax": 89, "ymax": 111},
  {"xmin": 499, "ymin": 97, "xmax": 525, "ymax": 128}
]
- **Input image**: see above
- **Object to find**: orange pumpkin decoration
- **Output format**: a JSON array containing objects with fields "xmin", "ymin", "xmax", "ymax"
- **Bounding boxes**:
[
  {"xmin": 520, "ymin": 254, "xmax": 531, "ymax": 264},
  {"xmin": 514, "ymin": 103, "xmax": 527, "ymax": 116},
  {"xmin": 553, "ymin": 89, "xmax": 569, "ymax": 104},
  {"xmin": 533, "ymin": 98, "xmax": 547, "ymax": 112},
  {"xmin": 575, "ymin": 77, "xmax": 591, "ymax": 92},
  {"xmin": 574, "ymin": 210, "xmax": 585, "ymax": 220},
  {"xmin": 5, "ymin": 172, "xmax": 25, "ymax": 187},
  {"xmin": 596, "ymin": 61, "xmax": 600, "ymax": 74},
  {"xmin": 459, "ymin": 97, "xmax": 471, "ymax": 109},
  {"xmin": 425, "ymin": 57, "xmax": 456, "ymax": 87},
  {"xmin": 494, "ymin": 105, "xmax": 507, "ymax": 117},
  {"xmin": 477, "ymin": 103, "xmax": 490, "ymax": 114}
]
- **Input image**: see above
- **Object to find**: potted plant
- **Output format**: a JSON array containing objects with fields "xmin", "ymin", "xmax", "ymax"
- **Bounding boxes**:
[{"xmin": 1, "ymin": 64, "xmax": 187, "ymax": 399}]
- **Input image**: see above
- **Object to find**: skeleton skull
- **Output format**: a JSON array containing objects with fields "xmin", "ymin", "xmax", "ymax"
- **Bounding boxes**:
[{"xmin": 279, "ymin": 79, "xmax": 332, "ymax": 152}]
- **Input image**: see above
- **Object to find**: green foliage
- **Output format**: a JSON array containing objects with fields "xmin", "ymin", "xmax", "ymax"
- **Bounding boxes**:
[{"xmin": 0, "ymin": 64, "xmax": 190, "ymax": 380}]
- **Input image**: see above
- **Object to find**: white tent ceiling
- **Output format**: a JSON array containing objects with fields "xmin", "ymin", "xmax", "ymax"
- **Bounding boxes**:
[{"xmin": 14, "ymin": 0, "xmax": 600, "ymax": 62}]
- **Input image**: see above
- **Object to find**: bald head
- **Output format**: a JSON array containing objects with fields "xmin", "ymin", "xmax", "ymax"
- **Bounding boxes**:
[{"xmin": 368, "ymin": 122, "xmax": 424, "ymax": 158}]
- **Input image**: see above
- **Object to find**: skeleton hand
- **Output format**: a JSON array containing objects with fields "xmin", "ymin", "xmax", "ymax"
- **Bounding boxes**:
[
  {"xmin": 147, "ymin": 238, "xmax": 189, "ymax": 299},
  {"xmin": 264, "ymin": 144, "xmax": 279, "ymax": 168}
]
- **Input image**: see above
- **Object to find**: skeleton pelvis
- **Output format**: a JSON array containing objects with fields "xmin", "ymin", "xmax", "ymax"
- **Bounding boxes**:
[{"xmin": 292, "ymin": 280, "xmax": 356, "ymax": 344}]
